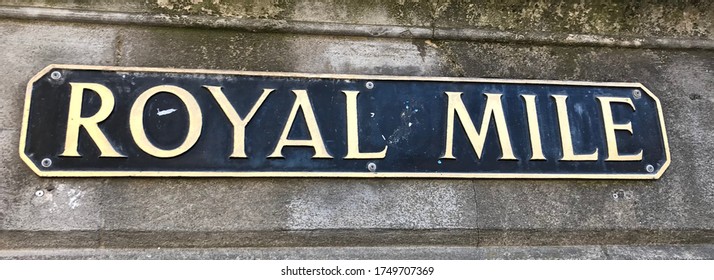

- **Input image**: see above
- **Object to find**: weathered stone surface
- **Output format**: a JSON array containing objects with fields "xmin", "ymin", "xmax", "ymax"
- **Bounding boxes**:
[
  {"xmin": 284, "ymin": 37, "xmax": 446, "ymax": 75},
  {"xmin": 2, "ymin": 0, "xmax": 711, "ymax": 39},
  {"xmin": 100, "ymin": 178, "xmax": 478, "ymax": 231},
  {"xmin": 117, "ymin": 27, "xmax": 294, "ymax": 71},
  {"xmin": 0, "ymin": 0, "xmax": 712, "ymax": 259},
  {"xmin": 0, "ymin": 245, "xmax": 607, "ymax": 260},
  {"xmin": 433, "ymin": 0, "xmax": 713, "ymax": 39},
  {"xmin": 283, "ymin": 180, "xmax": 477, "ymax": 229},
  {"xmin": 117, "ymin": 27, "xmax": 447, "ymax": 75},
  {"xmin": 101, "ymin": 178, "xmax": 292, "ymax": 231},
  {"xmin": 0, "ymin": 21, "xmax": 115, "ymax": 233},
  {"xmin": 0, "ymin": 131, "xmax": 105, "ymax": 231},
  {"xmin": 0, "ymin": 245, "xmax": 712, "ymax": 260},
  {"xmin": 605, "ymin": 244, "xmax": 714, "ymax": 260},
  {"xmin": 0, "ymin": 21, "xmax": 116, "ymax": 129}
]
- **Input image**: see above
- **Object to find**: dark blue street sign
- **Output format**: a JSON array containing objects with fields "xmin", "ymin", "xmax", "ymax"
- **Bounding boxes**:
[{"xmin": 20, "ymin": 65, "xmax": 670, "ymax": 179}]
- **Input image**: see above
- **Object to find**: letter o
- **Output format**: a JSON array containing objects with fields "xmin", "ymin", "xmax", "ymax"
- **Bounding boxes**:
[{"xmin": 129, "ymin": 85, "xmax": 203, "ymax": 158}]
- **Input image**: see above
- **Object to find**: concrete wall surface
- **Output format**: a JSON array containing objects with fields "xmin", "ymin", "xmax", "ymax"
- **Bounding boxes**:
[{"xmin": 0, "ymin": 0, "xmax": 712, "ymax": 259}]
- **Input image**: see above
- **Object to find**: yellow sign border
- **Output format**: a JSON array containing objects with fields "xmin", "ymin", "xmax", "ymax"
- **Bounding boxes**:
[{"xmin": 20, "ymin": 64, "xmax": 671, "ymax": 179}]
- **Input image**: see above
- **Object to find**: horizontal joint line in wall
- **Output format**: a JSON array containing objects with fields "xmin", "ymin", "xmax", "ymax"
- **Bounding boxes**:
[{"xmin": 0, "ymin": 6, "xmax": 712, "ymax": 51}]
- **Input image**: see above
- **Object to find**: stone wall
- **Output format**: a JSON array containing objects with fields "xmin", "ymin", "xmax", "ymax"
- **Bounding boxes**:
[{"xmin": 0, "ymin": 0, "xmax": 712, "ymax": 259}]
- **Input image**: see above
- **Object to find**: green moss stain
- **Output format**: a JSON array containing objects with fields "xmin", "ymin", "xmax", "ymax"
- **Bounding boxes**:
[
  {"xmin": 149, "ymin": 0, "xmax": 289, "ymax": 18},
  {"xmin": 435, "ymin": 0, "xmax": 712, "ymax": 38},
  {"xmin": 120, "ymin": 25, "xmax": 294, "ymax": 71},
  {"xmin": 1, "ymin": 0, "xmax": 710, "ymax": 38}
]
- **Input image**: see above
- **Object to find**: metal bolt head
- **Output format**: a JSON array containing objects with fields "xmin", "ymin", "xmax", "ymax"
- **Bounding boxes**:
[
  {"xmin": 35, "ymin": 190, "xmax": 44, "ymax": 197},
  {"xmin": 50, "ymin": 71, "xmax": 62, "ymax": 80},
  {"xmin": 365, "ymin": 81, "xmax": 374, "ymax": 89},
  {"xmin": 645, "ymin": 164, "xmax": 655, "ymax": 173},
  {"xmin": 367, "ymin": 162, "xmax": 377, "ymax": 172},
  {"xmin": 633, "ymin": 89, "xmax": 642, "ymax": 99},
  {"xmin": 41, "ymin": 158, "xmax": 52, "ymax": 168}
]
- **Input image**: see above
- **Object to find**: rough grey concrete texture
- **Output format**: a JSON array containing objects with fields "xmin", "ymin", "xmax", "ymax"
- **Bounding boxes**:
[
  {"xmin": 117, "ymin": 27, "xmax": 448, "ymax": 75},
  {"xmin": 0, "ymin": 22, "xmax": 115, "ymax": 233},
  {"xmin": 1, "ymin": 0, "xmax": 712, "ymax": 40},
  {"xmin": 0, "ymin": 245, "xmax": 711, "ymax": 260},
  {"xmin": 0, "ymin": 21, "xmax": 116, "ymax": 130},
  {"xmin": 0, "ymin": 1, "xmax": 712, "ymax": 258}
]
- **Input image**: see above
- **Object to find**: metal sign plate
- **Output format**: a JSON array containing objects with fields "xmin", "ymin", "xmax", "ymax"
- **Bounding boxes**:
[{"xmin": 20, "ymin": 65, "xmax": 670, "ymax": 179}]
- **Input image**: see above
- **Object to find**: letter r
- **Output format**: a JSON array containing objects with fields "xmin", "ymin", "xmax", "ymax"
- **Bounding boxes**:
[{"xmin": 60, "ymin": 82, "xmax": 124, "ymax": 157}]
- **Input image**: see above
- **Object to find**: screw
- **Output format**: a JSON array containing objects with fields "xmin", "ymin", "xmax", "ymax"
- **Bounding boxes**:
[
  {"xmin": 646, "ymin": 164, "xmax": 655, "ymax": 173},
  {"xmin": 41, "ymin": 158, "xmax": 52, "ymax": 168},
  {"xmin": 633, "ymin": 89, "xmax": 642, "ymax": 99},
  {"xmin": 35, "ymin": 190, "xmax": 44, "ymax": 197},
  {"xmin": 50, "ymin": 71, "xmax": 62, "ymax": 80},
  {"xmin": 365, "ymin": 81, "xmax": 374, "ymax": 89},
  {"xmin": 367, "ymin": 162, "xmax": 377, "ymax": 172}
]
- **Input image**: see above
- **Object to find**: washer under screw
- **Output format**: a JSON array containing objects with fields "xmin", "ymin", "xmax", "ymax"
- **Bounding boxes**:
[
  {"xmin": 35, "ymin": 190, "xmax": 44, "ymax": 197},
  {"xmin": 633, "ymin": 89, "xmax": 642, "ymax": 99},
  {"xmin": 645, "ymin": 164, "xmax": 655, "ymax": 173},
  {"xmin": 50, "ymin": 71, "xmax": 62, "ymax": 80},
  {"xmin": 367, "ymin": 162, "xmax": 377, "ymax": 172},
  {"xmin": 365, "ymin": 81, "xmax": 374, "ymax": 89},
  {"xmin": 41, "ymin": 158, "xmax": 52, "ymax": 168}
]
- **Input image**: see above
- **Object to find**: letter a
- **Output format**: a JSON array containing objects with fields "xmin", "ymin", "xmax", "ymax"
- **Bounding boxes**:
[{"xmin": 269, "ymin": 90, "xmax": 332, "ymax": 158}]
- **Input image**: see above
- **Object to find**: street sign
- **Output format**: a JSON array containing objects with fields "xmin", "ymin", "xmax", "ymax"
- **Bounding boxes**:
[{"xmin": 20, "ymin": 65, "xmax": 670, "ymax": 179}]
